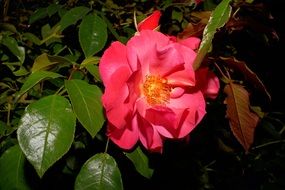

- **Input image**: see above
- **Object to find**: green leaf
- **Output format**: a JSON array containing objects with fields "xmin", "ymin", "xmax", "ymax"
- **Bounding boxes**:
[
  {"xmin": 172, "ymin": 10, "xmax": 183, "ymax": 22},
  {"xmin": 0, "ymin": 121, "xmax": 6, "ymax": 136},
  {"xmin": 59, "ymin": 6, "xmax": 90, "ymax": 32},
  {"xmin": 124, "ymin": 146, "xmax": 154, "ymax": 178},
  {"xmin": 203, "ymin": 0, "xmax": 219, "ymax": 11},
  {"xmin": 41, "ymin": 24, "xmax": 62, "ymax": 46},
  {"xmin": 79, "ymin": 13, "xmax": 107, "ymax": 58},
  {"xmin": 80, "ymin": 56, "xmax": 100, "ymax": 68},
  {"xmin": 23, "ymin": 32, "xmax": 41, "ymax": 45},
  {"xmin": 98, "ymin": 12, "xmax": 126, "ymax": 43},
  {"xmin": 0, "ymin": 145, "xmax": 31, "ymax": 190},
  {"xmin": 32, "ymin": 53, "xmax": 71, "ymax": 72},
  {"xmin": 47, "ymin": 4, "xmax": 62, "ymax": 17},
  {"xmin": 17, "ymin": 95, "xmax": 76, "ymax": 177},
  {"xmin": 13, "ymin": 66, "xmax": 29, "ymax": 76},
  {"xmin": 29, "ymin": 8, "xmax": 48, "ymax": 24},
  {"xmin": 74, "ymin": 153, "xmax": 123, "ymax": 190},
  {"xmin": 193, "ymin": 0, "xmax": 232, "ymax": 70},
  {"xmin": 15, "ymin": 71, "xmax": 62, "ymax": 101},
  {"xmin": 65, "ymin": 79, "xmax": 104, "ymax": 137},
  {"xmin": 1, "ymin": 36, "xmax": 25, "ymax": 63},
  {"xmin": 0, "ymin": 23, "xmax": 17, "ymax": 33},
  {"xmin": 85, "ymin": 64, "xmax": 101, "ymax": 82}
]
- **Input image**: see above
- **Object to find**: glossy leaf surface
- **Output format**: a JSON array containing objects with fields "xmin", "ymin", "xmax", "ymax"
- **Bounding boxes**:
[
  {"xmin": 65, "ymin": 79, "xmax": 104, "ymax": 137},
  {"xmin": 0, "ymin": 145, "xmax": 31, "ymax": 190},
  {"xmin": 74, "ymin": 153, "xmax": 123, "ymax": 190},
  {"xmin": 17, "ymin": 95, "xmax": 76, "ymax": 177},
  {"xmin": 79, "ymin": 13, "xmax": 107, "ymax": 58}
]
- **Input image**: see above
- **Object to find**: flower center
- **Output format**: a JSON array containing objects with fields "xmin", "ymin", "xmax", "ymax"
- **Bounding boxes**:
[{"xmin": 143, "ymin": 75, "xmax": 171, "ymax": 106}]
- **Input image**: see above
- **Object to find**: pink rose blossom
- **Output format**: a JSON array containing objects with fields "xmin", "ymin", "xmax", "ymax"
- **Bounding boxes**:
[
  {"xmin": 137, "ymin": 10, "xmax": 161, "ymax": 31},
  {"xmin": 99, "ymin": 29, "xmax": 219, "ymax": 153}
]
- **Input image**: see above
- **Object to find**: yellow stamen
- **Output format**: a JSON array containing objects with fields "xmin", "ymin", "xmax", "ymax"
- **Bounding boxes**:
[{"xmin": 143, "ymin": 75, "xmax": 171, "ymax": 106}]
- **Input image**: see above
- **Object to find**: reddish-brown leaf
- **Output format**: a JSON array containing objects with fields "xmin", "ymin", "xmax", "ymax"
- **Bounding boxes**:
[
  {"xmin": 220, "ymin": 56, "xmax": 271, "ymax": 101},
  {"xmin": 224, "ymin": 83, "xmax": 259, "ymax": 152}
]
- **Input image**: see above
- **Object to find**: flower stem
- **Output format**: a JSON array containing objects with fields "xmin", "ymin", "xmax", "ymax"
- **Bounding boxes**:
[
  {"xmin": 104, "ymin": 138, "xmax": 110, "ymax": 153},
  {"xmin": 252, "ymin": 140, "xmax": 285, "ymax": 149}
]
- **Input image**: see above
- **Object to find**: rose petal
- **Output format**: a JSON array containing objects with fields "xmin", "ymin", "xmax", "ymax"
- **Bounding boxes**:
[
  {"xmin": 178, "ymin": 37, "xmax": 201, "ymax": 50},
  {"xmin": 169, "ymin": 92, "xmax": 206, "ymax": 137},
  {"xmin": 126, "ymin": 69, "xmax": 142, "ymax": 102},
  {"xmin": 135, "ymin": 97, "xmax": 150, "ymax": 118},
  {"xmin": 145, "ymin": 106, "xmax": 177, "ymax": 138},
  {"xmin": 166, "ymin": 44, "xmax": 196, "ymax": 86},
  {"xmin": 137, "ymin": 10, "xmax": 162, "ymax": 32},
  {"xmin": 108, "ymin": 116, "xmax": 139, "ymax": 150},
  {"xmin": 99, "ymin": 41, "xmax": 130, "ymax": 85},
  {"xmin": 170, "ymin": 87, "xmax": 185, "ymax": 99},
  {"xmin": 195, "ymin": 67, "xmax": 220, "ymax": 99},
  {"xmin": 137, "ymin": 114, "xmax": 163, "ymax": 153},
  {"xmin": 149, "ymin": 43, "xmax": 185, "ymax": 76},
  {"xmin": 127, "ymin": 30, "xmax": 171, "ymax": 76},
  {"xmin": 102, "ymin": 67, "xmax": 132, "ymax": 129}
]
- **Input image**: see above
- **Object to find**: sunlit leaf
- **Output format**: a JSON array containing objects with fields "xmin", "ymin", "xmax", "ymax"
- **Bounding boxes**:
[
  {"xmin": 0, "ymin": 145, "xmax": 31, "ymax": 190},
  {"xmin": 124, "ymin": 146, "xmax": 154, "ymax": 178},
  {"xmin": 1, "ymin": 36, "xmax": 25, "ymax": 64},
  {"xmin": 17, "ymin": 95, "xmax": 76, "ymax": 177},
  {"xmin": 79, "ymin": 13, "xmax": 107, "ymax": 58},
  {"xmin": 59, "ymin": 6, "xmax": 90, "ymax": 32},
  {"xmin": 193, "ymin": 0, "xmax": 232, "ymax": 70},
  {"xmin": 32, "ymin": 53, "xmax": 71, "ymax": 72},
  {"xmin": 220, "ymin": 57, "xmax": 271, "ymax": 101},
  {"xmin": 15, "ymin": 71, "xmax": 62, "ymax": 101},
  {"xmin": 74, "ymin": 153, "xmax": 123, "ymax": 190},
  {"xmin": 65, "ymin": 79, "xmax": 104, "ymax": 137},
  {"xmin": 224, "ymin": 83, "xmax": 259, "ymax": 152}
]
